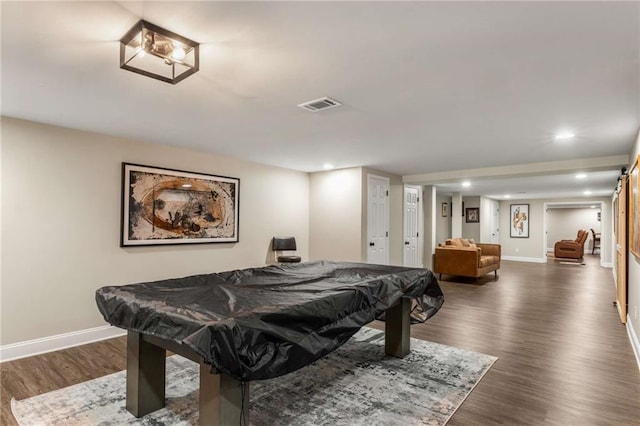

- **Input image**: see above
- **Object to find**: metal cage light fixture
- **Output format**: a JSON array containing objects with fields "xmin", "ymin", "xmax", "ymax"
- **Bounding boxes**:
[{"xmin": 120, "ymin": 20, "xmax": 199, "ymax": 84}]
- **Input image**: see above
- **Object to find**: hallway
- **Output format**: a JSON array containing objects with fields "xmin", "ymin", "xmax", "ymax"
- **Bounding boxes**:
[{"xmin": 402, "ymin": 255, "xmax": 640, "ymax": 425}]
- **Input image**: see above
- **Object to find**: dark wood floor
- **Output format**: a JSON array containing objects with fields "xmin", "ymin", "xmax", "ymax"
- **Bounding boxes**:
[{"xmin": 2, "ymin": 255, "xmax": 639, "ymax": 425}]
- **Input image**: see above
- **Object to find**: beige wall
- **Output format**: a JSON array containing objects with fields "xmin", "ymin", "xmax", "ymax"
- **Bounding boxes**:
[
  {"xmin": 628, "ymin": 129, "xmax": 640, "ymax": 347},
  {"xmin": 435, "ymin": 194, "xmax": 452, "ymax": 245},
  {"xmin": 462, "ymin": 196, "xmax": 481, "ymax": 241},
  {"xmin": 499, "ymin": 200, "xmax": 546, "ymax": 260},
  {"xmin": 1, "ymin": 117, "xmax": 309, "ymax": 345},
  {"xmin": 309, "ymin": 168, "xmax": 362, "ymax": 262},
  {"xmin": 546, "ymin": 208, "xmax": 602, "ymax": 252},
  {"xmin": 309, "ymin": 167, "xmax": 403, "ymax": 266},
  {"xmin": 499, "ymin": 197, "xmax": 611, "ymax": 263}
]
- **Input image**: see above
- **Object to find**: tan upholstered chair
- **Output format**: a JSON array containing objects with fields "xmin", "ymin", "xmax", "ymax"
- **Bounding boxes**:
[{"xmin": 554, "ymin": 230, "xmax": 588, "ymax": 260}]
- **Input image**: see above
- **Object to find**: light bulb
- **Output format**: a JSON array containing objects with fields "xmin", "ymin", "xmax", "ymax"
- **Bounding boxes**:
[
  {"xmin": 555, "ymin": 132, "xmax": 575, "ymax": 140},
  {"xmin": 172, "ymin": 45, "xmax": 186, "ymax": 60}
]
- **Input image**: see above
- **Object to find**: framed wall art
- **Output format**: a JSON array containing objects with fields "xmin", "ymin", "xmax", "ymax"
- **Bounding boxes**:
[
  {"xmin": 630, "ymin": 156, "xmax": 640, "ymax": 259},
  {"xmin": 510, "ymin": 204, "xmax": 529, "ymax": 238},
  {"xmin": 441, "ymin": 202, "xmax": 448, "ymax": 217},
  {"xmin": 121, "ymin": 163, "xmax": 240, "ymax": 246},
  {"xmin": 465, "ymin": 207, "xmax": 479, "ymax": 223}
]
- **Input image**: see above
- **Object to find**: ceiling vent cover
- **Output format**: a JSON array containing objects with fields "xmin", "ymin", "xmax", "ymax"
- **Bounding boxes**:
[{"xmin": 298, "ymin": 97, "xmax": 342, "ymax": 112}]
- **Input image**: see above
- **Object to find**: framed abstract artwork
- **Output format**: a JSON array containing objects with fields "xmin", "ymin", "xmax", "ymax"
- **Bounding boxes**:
[
  {"xmin": 630, "ymin": 156, "xmax": 640, "ymax": 259},
  {"xmin": 121, "ymin": 163, "xmax": 240, "ymax": 246},
  {"xmin": 510, "ymin": 204, "xmax": 529, "ymax": 238}
]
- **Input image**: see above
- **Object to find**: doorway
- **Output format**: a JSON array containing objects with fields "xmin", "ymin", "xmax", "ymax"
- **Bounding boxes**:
[
  {"xmin": 490, "ymin": 200, "xmax": 500, "ymax": 243},
  {"xmin": 403, "ymin": 186, "xmax": 419, "ymax": 267},
  {"xmin": 367, "ymin": 174, "xmax": 389, "ymax": 265}
]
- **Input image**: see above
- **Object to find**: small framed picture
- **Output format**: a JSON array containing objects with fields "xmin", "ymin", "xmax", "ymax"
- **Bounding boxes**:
[
  {"xmin": 465, "ymin": 207, "xmax": 479, "ymax": 223},
  {"xmin": 441, "ymin": 202, "xmax": 448, "ymax": 217}
]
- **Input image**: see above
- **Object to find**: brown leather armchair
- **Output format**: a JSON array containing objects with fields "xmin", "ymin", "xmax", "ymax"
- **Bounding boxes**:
[{"xmin": 554, "ymin": 230, "xmax": 588, "ymax": 259}]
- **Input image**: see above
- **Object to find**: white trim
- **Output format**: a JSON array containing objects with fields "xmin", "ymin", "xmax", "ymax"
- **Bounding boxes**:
[
  {"xmin": 0, "ymin": 325, "xmax": 125, "ymax": 363},
  {"xmin": 601, "ymin": 262, "xmax": 613, "ymax": 268},
  {"xmin": 502, "ymin": 255, "xmax": 547, "ymax": 263},
  {"xmin": 626, "ymin": 317, "xmax": 640, "ymax": 373}
]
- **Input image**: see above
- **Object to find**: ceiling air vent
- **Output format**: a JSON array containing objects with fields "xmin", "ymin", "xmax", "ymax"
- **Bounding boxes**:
[{"xmin": 298, "ymin": 97, "xmax": 342, "ymax": 112}]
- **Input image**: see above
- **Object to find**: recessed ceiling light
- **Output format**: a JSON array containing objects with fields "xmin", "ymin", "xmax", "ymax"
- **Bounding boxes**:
[
  {"xmin": 584, "ymin": 190, "xmax": 592, "ymax": 195},
  {"xmin": 590, "ymin": 205, "xmax": 596, "ymax": 208},
  {"xmin": 555, "ymin": 132, "xmax": 575, "ymax": 140},
  {"xmin": 504, "ymin": 195, "xmax": 511, "ymax": 198},
  {"xmin": 461, "ymin": 181, "xmax": 471, "ymax": 188},
  {"xmin": 575, "ymin": 173, "xmax": 587, "ymax": 179},
  {"xmin": 323, "ymin": 163, "xmax": 334, "ymax": 170}
]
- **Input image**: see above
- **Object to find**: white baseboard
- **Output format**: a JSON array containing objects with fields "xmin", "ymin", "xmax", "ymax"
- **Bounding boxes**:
[
  {"xmin": 627, "ymin": 317, "xmax": 640, "ymax": 373},
  {"xmin": 601, "ymin": 262, "xmax": 613, "ymax": 268},
  {"xmin": 502, "ymin": 256, "xmax": 547, "ymax": 263},
  {"xmin": 0, "ymin": 325, "xmax": 126, "ymax": 363}
]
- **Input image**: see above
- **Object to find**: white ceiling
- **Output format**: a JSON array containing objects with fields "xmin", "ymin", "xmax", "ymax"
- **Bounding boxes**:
[{"xmin": 2, "ymin": 1, "xmax": 639, "ymax": 199}]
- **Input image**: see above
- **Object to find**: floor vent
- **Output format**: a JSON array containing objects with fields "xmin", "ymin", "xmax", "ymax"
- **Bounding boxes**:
[{"xmin": 298, "ymin": 97, "xmax": 342, "ymax": 112}]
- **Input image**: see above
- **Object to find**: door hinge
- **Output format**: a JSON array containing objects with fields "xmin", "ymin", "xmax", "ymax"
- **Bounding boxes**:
[
  {"xmin": 417, "ymin": 197, "xmax": 420, "ymax": 202},
  {"xmin": 386, "ymin": 190, "xmax": 389, "ymax": 196},
  {"xmin": 417, "ymin": 232, "xmax": 419, "ymax": 237},
  {"xmin": 386, "ymin": 231, "xmax": 389, "ymax": 237}
]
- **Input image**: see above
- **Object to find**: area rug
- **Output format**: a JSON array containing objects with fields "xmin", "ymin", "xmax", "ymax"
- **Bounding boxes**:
[{"xmin": 12, "ymin": 327, "xmax": 497, "ymax": 426}]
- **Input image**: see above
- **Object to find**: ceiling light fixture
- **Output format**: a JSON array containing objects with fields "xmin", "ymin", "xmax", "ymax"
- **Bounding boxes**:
[
  {"xmin": 120, "ymin": 20, "xmax": 199, "ymax": 84},
  {"xmin": 575, "ymin": 173, "xmax": 587, "ymax": 179},
  {"xmin": 323, "ymin": 163, "xmax": 335, "ymax": 170},
  {"xmin": 504, "ymin": 195, "xmax": 511, "ymax": 198},
  {"xmin": 555, "ymin": 132, "xmax": 575, "ymax": 140},
  {"xmin": 461, "ymin": 181, "xmax": 471, "ymax": 188},
  {"xmin": 584, "ymin": 190, "xmax": 592, "ymax": 195}
]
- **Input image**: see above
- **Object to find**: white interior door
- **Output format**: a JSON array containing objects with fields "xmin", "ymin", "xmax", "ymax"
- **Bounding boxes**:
[
  {"xmin": 490, "ymin": 200, "xmax": 500, "ymax": 243},
  {"xmin": 367, "ymin": 175, "xmax": 389, "ymax": 265},
  {"xmin": 403, "ymin": 186, "xmax": 419, "ymax": 267}
]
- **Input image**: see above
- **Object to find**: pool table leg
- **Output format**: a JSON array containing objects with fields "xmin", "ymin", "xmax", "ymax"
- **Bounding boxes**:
[
  {"xmin": 385, "ymin": 297, "xmax": 410, "ymax": 358},
  {"xmin": 126, "ymin": 331, "xmax": 166, "ymax": 417},
  {"xmin": 199, "ymin": 362, "xmax": 250, "ymax": 426}
]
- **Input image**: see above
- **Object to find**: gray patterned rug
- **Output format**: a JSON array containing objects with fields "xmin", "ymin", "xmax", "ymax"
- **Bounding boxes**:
[{"xmin": 12, "ymin": 328, "xmax": 496, "ymax": 426}]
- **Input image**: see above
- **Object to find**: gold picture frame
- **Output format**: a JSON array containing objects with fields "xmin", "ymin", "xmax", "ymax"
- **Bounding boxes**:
[{"xmin": 630, "ymin": 155, "xmax": 640, "ymax": 259}]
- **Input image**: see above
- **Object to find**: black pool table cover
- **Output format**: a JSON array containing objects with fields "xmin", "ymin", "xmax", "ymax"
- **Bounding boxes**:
[{"xmin": 96, "ymin": 260, "xmax": 444, "ymax": 381}]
